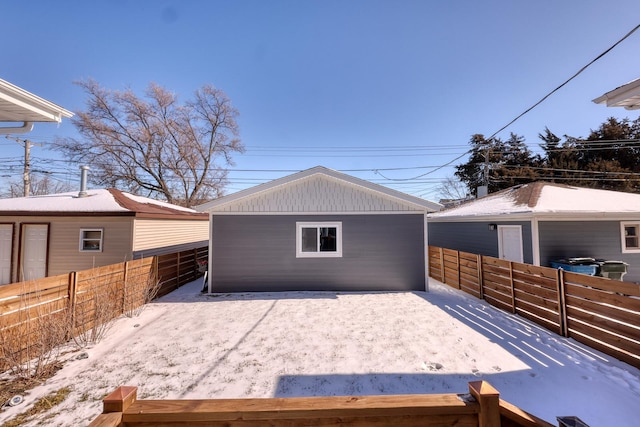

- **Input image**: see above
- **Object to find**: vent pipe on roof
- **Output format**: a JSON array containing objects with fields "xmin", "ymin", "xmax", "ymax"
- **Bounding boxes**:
[{"xmin": 78, "ymin": 165, "xmax": 90, "ymax": 198}]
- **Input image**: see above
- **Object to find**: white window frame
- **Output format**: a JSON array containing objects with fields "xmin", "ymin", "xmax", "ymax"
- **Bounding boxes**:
[
  {"xmin": 621, "ymin": 222, "xmax": 640, "ymax": 253},
  {"xmin": 79, "ymin": 228, "xmax": 104, "ymax": 252},
  {"xmin": 296, "ymin": 222, "xmax": 342, "ymax": 258}
]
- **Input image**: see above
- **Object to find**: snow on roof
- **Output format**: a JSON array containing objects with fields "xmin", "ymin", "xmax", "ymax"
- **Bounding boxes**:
[
  {"xmin": 429, "ymin": 182, "xmax": 640, "ymax": 219},
  {"xmin": 0, "ymin": 188, "xmax": 205, "ymax": 218}
]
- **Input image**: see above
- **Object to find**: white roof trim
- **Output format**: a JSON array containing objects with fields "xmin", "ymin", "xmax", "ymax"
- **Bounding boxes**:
[
  {"xmin": 592, "ymin": 78, "xmax": 640, "ymax": 110},
  {"xmin": 0, "ymin": 78, "xmax": 74, "ymax": 123},
  {"xmin": 196, "ymin": 166, "xmax": 442, "ymax": 212}
]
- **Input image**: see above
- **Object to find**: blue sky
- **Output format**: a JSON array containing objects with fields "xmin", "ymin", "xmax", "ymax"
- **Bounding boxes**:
[{"xmin": 2, "ymin": 0, "xmax": 640, "ymax": 201}]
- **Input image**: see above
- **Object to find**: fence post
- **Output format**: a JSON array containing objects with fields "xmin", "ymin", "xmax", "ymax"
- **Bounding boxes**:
[
  {"xmin": 469, "ymin": 381, "xmax": 500, "ymax": 427},
  {"xmin": 456, "ymin": 250, "xmax": 461, "ymax": 289},
  {"xmin": 122, "ymin": 261, "xmax": 129, "ymax": 315},
  {"xmin": 193, "ymin": 247, "xmax": 198, "ymax": 281},
  {"xmin": 176, "ymin": 251, "xmax": 181, "ymax": 288},
  {"xmin": 67, "ymin": 271, "xmax": 77, "ymax": 338},
  {"xmin": 557, "ymin": 268, "xmax": 569, "ymax": 337},
  {"xmin": 87, "ymin": 385, "xmax": 138, "ymax": 427},
  {"xmin": 439, "ymin": 247, "xmax": 445, "ymax": 284},
  {"xmin": 477, "ymin": 254, "xmax": 484, "ymax": 299},
  {"xmin": 509, "ymin": 261, "xmax": 516, "ymax": 314}
]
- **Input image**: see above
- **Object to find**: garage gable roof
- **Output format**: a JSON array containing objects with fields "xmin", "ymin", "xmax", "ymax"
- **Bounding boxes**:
[
  {"xmin": 0, "ymin": 78, "xmax": 73, "ymax": 123},
  {"xmin": 197, "ymin": 166, "xmax": 442, "ymax": 213}
]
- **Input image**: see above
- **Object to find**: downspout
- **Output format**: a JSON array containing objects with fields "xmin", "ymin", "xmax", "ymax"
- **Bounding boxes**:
[
  {"xmin": 531, "ymin": 216, "xmax": 541, "ymax": 266},
  {"xmin": 208, "ymin": 214, "xmax": 213, "ymax": 294},
  {"xmin": 0, "ymin": 121, "xmax": 34, "ymax": 134},
  {"xmin": 424, "ymin": 212, "xmax": 430, "ymax": 292}
]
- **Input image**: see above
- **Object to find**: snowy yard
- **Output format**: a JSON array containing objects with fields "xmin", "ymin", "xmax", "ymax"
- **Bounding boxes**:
[{"xmin": 1, "ymin": 278, "xmax": 639, "ymax": 426}]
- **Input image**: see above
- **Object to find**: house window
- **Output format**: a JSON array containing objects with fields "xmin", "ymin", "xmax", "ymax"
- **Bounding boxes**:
[
  {"xmin": 296, "ymin": 222, "xmax": 342, "ymax": 258},
  {"xmin": 80, "ymin": 229, "xmax": 103, "ymax": 252},
  {"xmin": 621, "ymin": 222, "xmax": 640, "ymax": 253}
]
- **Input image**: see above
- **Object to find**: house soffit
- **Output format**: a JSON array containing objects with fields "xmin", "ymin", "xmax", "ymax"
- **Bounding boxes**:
[{"xmin": 0, "ymin": 79, "xmax": 73, "ymax": 123}]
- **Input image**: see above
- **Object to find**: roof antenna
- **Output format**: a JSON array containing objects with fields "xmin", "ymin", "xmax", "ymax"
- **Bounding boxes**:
[{"xmin": 78, "ymin": 165, "xmax": 90, "ymax": 198}]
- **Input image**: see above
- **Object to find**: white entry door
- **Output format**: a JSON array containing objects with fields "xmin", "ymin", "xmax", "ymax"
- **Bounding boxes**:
[
  {"xmin": 21, "ymin": 224, "xmax": 48, "ymax": 281},
  {"xmin": 0, "ymin": 224, "xmax": 12, "ymax": 285},
  {"xmin": 498, "ymin": 225, "xmax": 523, "ymax": 263}
]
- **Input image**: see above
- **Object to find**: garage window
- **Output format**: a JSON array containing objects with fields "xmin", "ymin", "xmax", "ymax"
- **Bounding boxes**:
[
  {"xmin": 621, "ymin": 222, "xmax": 640, "ymax": 253},
  {"xmin": 80, "ymin": 229, "xmax": 103, "ymax": 252},
  {"xmin": 296, "ymin": 222, "xmax": 342, "ymax": 258}
]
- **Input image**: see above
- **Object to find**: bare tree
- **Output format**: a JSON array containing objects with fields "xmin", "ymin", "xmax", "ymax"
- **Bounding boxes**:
[
  {"xmin": 55, "ymin": 79, "xmax": 243, "ymax": 207},
  {"xmin": 436, "ymin": 176, "xmax": 471, "ymax": 202},
  {"xmin": 3, "ymin": 174, "xmax": 73, "ymax": 198}
]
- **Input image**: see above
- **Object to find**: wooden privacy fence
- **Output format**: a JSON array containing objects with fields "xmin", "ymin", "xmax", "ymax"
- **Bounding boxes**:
[
  {"xmin": 88, "ymin": 381, "xmax": 555, "ymax": 427},
  {"xmin": 0, "ymin": 246, "xmax": 207, "ymax": 372},
  {"xmin": 428, "ymin": 245, "xmax": 640, "ymax": 369}
]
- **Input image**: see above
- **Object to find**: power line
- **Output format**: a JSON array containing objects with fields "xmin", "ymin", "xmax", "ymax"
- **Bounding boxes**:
[{"xmin": 485, "ymin": 22, "xmax": 640, "ymax": 141}]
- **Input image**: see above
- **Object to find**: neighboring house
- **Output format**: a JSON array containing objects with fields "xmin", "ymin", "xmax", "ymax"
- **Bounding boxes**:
[
  {"xmin": 428, "ymin": 182, "xmax": 640, "ymax": 283},
  {"xmin": 196, "ymin": 166, "xmax": 442, "ymax": 292},
  {"xmin": 0, "ymin": 187, "xmax": 208, "ymax": 285},
  {"xmin": 593, "ymin": 77, "xmax": 640, "ymax": 110}
]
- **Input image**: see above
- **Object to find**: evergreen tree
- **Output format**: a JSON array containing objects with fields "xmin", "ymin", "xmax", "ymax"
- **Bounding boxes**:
[{"xmin": 459, "ymin": 116, "xmax": 640, "ymax": 196}]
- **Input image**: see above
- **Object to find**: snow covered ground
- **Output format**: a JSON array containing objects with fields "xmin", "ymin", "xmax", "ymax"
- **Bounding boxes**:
[{"xmin": 1, "ymin": 277, "xmax": 639, "ymax": 426}]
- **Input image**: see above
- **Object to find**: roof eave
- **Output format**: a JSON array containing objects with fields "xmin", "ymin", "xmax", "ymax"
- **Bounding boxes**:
[
  {"xmin": 0, "ymin": 78, "xmax": 74, "ymax": 123},
  {"xmin": 592, "ymin": 78, "xmax": 640, "ymax": 110}
]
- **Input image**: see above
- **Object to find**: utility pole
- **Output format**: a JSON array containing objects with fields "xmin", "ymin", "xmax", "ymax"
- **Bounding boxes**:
[
  {"xmin": 5, "ymin": 136, "xmax": 40, "ymax": 197},
  {"xmin": 23, "ymin": 139, "xmax": 31, "ymax": 197}
]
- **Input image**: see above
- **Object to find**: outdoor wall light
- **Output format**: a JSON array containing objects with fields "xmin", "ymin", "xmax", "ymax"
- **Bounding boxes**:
[{"xmin": 488, "ymin": 224, "xmax": 497, "ymax": 231}]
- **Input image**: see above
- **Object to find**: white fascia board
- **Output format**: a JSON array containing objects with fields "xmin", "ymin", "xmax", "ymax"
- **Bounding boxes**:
[
  {"xmin": 592, "ymin": 78, "xmax": 640, "ymax": 109},
  {"xmin": 210, "ymin": 210, "xmax": 428, "ymax": 216},
  {"xmin": 0, "ymin": 79, "xmax": 73, "ymax": 122},
  {"xmin": 428, "ymin": 212, "xmax": 640, "ymax": 223},
  {"xmin": 427, "ymin": 212, "xmax": 533, "ymax": 222}
]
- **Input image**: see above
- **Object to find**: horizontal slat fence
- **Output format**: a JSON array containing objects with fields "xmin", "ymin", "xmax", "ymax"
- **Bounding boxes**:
[
  {"xmin": 0, "ymin": 246, "xmax": 207, "ymax": 372},
  {"xmin": 562, "ymin": 271, "xmax": 640, "ymax": 369},
  {"xmin": 428, "ymin": 245, "xmax": 640, "ymax": 369},
  {"xmin": 157, "ymin": 246, "xmax": 208, "ymax": 297}
]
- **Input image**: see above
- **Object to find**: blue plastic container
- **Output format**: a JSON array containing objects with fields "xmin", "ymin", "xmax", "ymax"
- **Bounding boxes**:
[{"xmin": 550, "ymin": 260, "xmax": 599, "ymax": 276}]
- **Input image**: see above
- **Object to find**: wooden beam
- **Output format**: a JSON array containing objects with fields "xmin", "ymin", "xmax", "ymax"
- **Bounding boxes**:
[{"xmin": 86, "ymin": 412, "xmax": 123, "ymax": 427}]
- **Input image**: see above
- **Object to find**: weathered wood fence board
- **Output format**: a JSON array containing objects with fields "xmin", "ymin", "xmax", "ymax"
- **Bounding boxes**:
[
  {"xmin": 429, "ymin": 245, "xmax": 640, "ymax": 369},
  {"xmin": 0, "ymin": 246, "xmax": 207, "ymax": 372}
]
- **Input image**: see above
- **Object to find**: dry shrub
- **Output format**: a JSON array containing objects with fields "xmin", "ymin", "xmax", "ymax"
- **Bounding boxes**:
[
  {"xmin": 123, "ymin": 270, "xmax": 160, "ymax": 318},
  {"xmin": 72, "ymin": 277, "xmax": 120, "ymax": 348},
  {"xmin": 0, "ymin": 284, "xmax": 70, "ymax": 380}
]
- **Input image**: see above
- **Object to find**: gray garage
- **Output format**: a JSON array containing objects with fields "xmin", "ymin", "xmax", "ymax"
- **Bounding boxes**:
[{"xmin": 196, "ymin": 166, "xmax": 441, "ymax": 292}]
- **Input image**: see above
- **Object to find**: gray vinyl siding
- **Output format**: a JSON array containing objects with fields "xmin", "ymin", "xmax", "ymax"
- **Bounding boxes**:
[
  {"xmin": 428, "ymin": 221, "xmax": 534, "ymax": 264},
  {"xmin": 211, "ymin": 214, "xmax": 425, "ymax": 292},
  {"xmin": 539, "ymin": 221, "xmax": 640, "ymax": 283}
]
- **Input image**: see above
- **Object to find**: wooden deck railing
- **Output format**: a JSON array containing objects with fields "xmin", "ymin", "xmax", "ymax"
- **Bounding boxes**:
[
  {"xmin": 428, "ymin": 245, "xmax": 640, "ymax": 369},
  {"xmin": 88, "ymin": 381, "xmax": 554, "ymax": 427}
]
